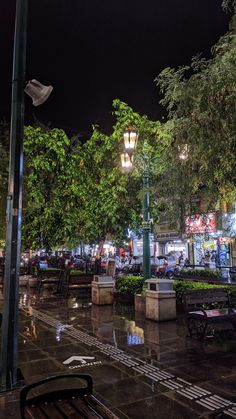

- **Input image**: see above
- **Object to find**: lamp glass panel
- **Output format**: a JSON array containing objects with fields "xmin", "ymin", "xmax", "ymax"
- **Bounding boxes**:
[
  {"xmin": 121, "ymin": 152, "xmax": 133, "ymax": 169},
  {"xmin": 124, "ymin": 130, "xmax": 138, "ymax": 151},
  {"xmin": 178, "ymin": 144, "xmax": 189, "ymax": 161}
]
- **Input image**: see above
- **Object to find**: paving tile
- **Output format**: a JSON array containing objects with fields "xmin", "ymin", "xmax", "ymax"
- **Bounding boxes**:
[
  {"xmin": 118, "ymin": 393, "xmax": 200, "ymax": 419},
  {"xmin": 1, "ymin": 287, "xmax": 236, "ymax": 418}
]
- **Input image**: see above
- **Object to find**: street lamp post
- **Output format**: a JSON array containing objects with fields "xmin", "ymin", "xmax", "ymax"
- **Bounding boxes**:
[
  {"xmin": 121, "ymin": 128, "xmax": 151, "ymax": 281},
  {"xmin": 0, "ymin": 0, "xmax": 52, "ymax": 392},
  {"xmin": 0, "ymin": 0, "xmax": 28, "ymax": 391}
]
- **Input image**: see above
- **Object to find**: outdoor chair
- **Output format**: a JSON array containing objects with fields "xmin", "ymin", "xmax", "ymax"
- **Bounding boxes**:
[{"xmin": 20, "ymin": 373, "xmax": 119, "ymax": 419}]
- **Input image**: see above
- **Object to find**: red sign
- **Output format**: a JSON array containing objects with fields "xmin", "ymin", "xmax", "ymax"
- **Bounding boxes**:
[{"xmin": 185, "ymin": 213, "xmax": 216, "ymax": 234}]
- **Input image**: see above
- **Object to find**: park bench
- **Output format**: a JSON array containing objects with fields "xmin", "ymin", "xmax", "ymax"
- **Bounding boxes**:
[
  {"xmin": 60, "ymin": 269, "xmax": 93, "ymax": 297},
  {"xmin": 183, "ymin": 288, "xmax": 236, "ymax": 340},
  {"xmin": 20, "ymin": 373, "xmax": 118, "ymax": 419},
  {"xmin": 37, "ymin": 268, "xmax": 64, "ymax": 293}
]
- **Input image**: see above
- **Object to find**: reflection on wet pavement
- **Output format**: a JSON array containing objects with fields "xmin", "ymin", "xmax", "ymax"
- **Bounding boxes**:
[{"xmin": 0, "ymin": 286, "xmax": 236, "ymax": 418}]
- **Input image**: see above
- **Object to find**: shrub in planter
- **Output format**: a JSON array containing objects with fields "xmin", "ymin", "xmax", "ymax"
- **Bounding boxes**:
[
  {"xmin": 179, "ymin": 268, "xmax": 221, "ymax": 279},
  {"xmin": 69, "ymin": 270, "xmax": 94, "ymax": 278},
  {"xmin": 115, "ymin": 276, "xmax": 144, "ymax": 295},
  {"xmin": 173, "ymin": 280, "xmax": 236, "ymax": 306}
]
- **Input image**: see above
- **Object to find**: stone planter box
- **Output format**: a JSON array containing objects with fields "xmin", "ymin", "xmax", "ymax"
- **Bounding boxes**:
[
  {"xmin": 19, "ymin": 276, "xmax": 28, "ymax": 286},
  {"xmin": 28, "ymin": 277, "xmax": 38, "ymax": 288},
  {"xmin": 135, "ymin": 294, "xmax": 145, "ymax": 313}
]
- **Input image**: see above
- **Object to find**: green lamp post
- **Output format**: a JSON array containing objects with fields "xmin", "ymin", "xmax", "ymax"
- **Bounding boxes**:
[{"xmin": 121, "ymin": 128, "xmax": 151, "ymax": 281}]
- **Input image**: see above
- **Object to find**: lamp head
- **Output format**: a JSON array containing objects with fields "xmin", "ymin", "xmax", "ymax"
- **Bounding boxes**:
[{"xmin": 24, "ymin": 79, "xmax": 53, "ymax": 106}]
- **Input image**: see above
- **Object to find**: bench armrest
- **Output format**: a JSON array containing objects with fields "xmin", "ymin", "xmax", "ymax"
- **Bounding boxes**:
[
  {"xmin": 20, "ymin": 373, "xmax": 93, "ymax": 418},
  {"xmin": 187, "ymin": 307, "xmax": 207, "ymax": 318}
]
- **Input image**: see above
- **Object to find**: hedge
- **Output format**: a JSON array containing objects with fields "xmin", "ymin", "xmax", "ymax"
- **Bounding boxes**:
[
  {"xmin": 115, "ymin": 276, "xmax": 236, "ymax": 306},
  {"xmin": 179, "ymin": 268, "xmax": 221, "ymax": 279},
  {"xmin": 173, "ymin": 280, "xmax": 236, "ymax": 305},
  {"xmin": 69, "ymin": 270, "xmax": 92, "ymax": 276},
  {"xmin": 115, "ymin": 276, "xmax": 144, "ymax": 295}
]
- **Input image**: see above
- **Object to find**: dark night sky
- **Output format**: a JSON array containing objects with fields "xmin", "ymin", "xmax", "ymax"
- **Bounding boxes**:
[{"xmin": 0, "ymin": 0, "xmax": 231, "ymax": 138}]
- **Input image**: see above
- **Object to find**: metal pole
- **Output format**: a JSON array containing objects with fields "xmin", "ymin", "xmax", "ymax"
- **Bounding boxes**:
[
  {"xmin": 0, "ymin": 0, "xmax": 28, "ymax": 391},
  {"xmin": 142, "ymin": 150, "xmax": 151, "ymax": 280}
]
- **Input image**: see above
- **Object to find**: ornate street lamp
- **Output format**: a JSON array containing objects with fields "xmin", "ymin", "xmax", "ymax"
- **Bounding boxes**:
[{"xmin": 121, "ymin": 128, "xmax": 151, "ymax": 281}]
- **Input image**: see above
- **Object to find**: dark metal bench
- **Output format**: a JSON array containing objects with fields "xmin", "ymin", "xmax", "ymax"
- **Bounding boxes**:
[
  {"xmin": 183, "ymin": 288, "xmax": 236, "ymax": 339},
  {"xmin": 37, "ymin": 268, "xmax": 64, "ymax": 293},
  {"xmin": 20, "ymin": 373, "xmax": 118, "ymax": 419}
]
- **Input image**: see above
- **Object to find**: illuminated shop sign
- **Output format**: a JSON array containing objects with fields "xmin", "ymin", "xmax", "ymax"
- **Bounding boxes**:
[{"xmin": 185, "ymin": 213, "xmax": 216, "ymax": 234}]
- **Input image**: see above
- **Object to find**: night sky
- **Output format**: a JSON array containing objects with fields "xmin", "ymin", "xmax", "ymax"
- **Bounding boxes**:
[{"xmin": 0, "ymin": 0, "xmax": 231, "ymax": 138}]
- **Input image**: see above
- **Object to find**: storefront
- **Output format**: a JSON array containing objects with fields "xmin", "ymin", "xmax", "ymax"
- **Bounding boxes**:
[
  {"xmin": 132, "ymin": 234, "xmax": 155, "ymax": 257},
  {"xmin": 154, "ymin": 232, "xmax": 188, "ymax": 259},
  {"xmin": 185, "ymin": 212, "xmax": 232, "ymax": 266}
]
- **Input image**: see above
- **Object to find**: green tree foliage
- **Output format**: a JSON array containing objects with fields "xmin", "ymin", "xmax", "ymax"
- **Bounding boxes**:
[
  {"xmin": 0, "ymin": 101, "xmax": 168, "ymax": 251},
  {"xmin": 17, "ymin": 100, "xmax": 167, "ymax": 250},
  {"xmin": 155, "ymin": 12, "xmax": 236, "ymax": 224},
  {"xmin": 23, "ymin": 126, "xmax": 84, "ymax": 250}
]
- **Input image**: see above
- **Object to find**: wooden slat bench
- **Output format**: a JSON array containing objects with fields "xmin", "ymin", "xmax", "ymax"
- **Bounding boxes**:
[
  {"xmin": 61, "ymin": 270, "xmax": 93, "ymax": 297},
  {"xmin": 37, "ymin": 268, "xmax": 64, "ymax": 293},
  {"xmin": 20, "ymin": 374, "xmax": 118, "ymax": 419},
  {"xmin": 183, "ymin": 288, "xmax": 236, "ymax": 340}
]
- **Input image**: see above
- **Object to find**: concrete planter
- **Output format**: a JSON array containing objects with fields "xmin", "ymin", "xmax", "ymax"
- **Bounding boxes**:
[
  {"xmin": 19, "ymin": 276, "xmax": 28, "ymax": 286},
  {"xmin": 28, "ymin": 277, "xmax": 38, "ymax": 288},
  {"xmin": 135, "ymin": 294, "xmax": 145, "ymax": 313},
  {"xmin": 92, "ymin": 280, "xmax": 114, "ymax": 305}
]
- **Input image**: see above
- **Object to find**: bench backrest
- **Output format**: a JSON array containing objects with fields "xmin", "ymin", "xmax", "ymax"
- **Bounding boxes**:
[
  {"xmin": 69, "ymin": 274, "xmax": 93, "ymax": 285},
  {"xmin": 183, "ymin": 288, "xmax": 229, "ymax": 311},
  {"xmin": 38, "ymin": 268, "xmax": 63, "ymax": 278}
]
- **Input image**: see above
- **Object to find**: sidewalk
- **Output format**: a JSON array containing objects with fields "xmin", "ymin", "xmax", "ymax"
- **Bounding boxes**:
[{"xmin": 0, "ymin": 286, "xmax": 236, "ymax": 418}]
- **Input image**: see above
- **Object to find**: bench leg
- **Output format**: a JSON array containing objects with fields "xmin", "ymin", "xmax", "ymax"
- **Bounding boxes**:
[
  {"xmin": 187, "ymin": 317, "xmax": 207, "ymax": 340},
  {"xmin": 231, "ymin": 320, "xmax": 236, "ymax": 332}
]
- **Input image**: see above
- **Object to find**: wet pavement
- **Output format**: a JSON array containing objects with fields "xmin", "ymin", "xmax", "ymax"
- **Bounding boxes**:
[{"xmin": 0, "ymin": 284, "xmax": 236, "ymax": 418}]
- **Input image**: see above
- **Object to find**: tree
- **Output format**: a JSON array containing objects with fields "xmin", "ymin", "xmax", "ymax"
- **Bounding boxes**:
[
  {"xmin": 155, "ymin": 10, "xmax": 236, "ymax": 225},
  {"xmin": 22, "ymin": 125, "xmax": 85, "ymax": 250}
]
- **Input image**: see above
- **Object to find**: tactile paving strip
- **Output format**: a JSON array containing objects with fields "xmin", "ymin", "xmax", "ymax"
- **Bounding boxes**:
[{"xmin": 24, "ymin": 307, "xmax": 236, "ymax": 417}]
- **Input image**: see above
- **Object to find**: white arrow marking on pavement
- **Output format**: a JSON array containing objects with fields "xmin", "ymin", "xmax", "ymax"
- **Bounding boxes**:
[{"xmin": 63, "ymin": 356, "xmax": 95, "ymax": 365}]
